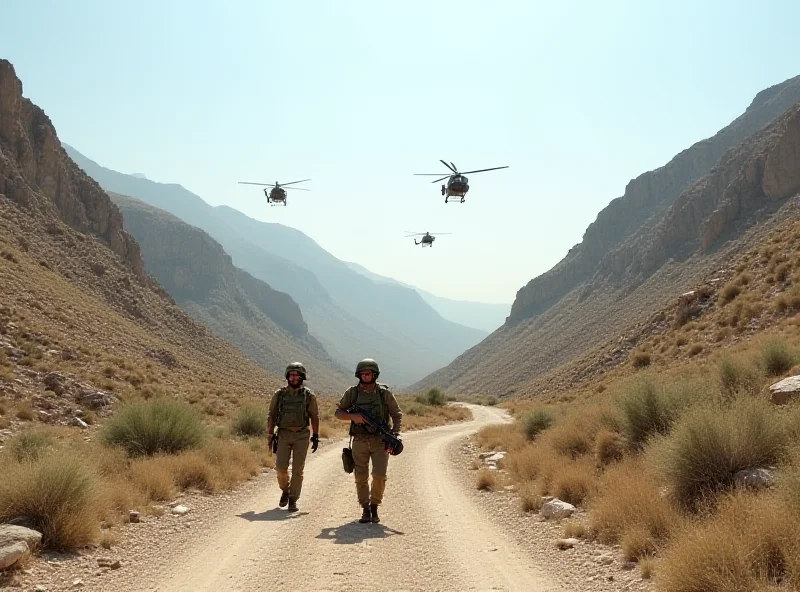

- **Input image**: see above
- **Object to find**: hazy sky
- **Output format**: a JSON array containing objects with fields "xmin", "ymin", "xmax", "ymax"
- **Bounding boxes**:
[{"xmin": 3, "ymin": 1, "xmax": 799, "ymax": 303}]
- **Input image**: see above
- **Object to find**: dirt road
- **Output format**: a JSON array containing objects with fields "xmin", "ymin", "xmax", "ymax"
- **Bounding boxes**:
[{"xmin": 124, "ymin": 404, "xmax": 563, "ymax": 592}]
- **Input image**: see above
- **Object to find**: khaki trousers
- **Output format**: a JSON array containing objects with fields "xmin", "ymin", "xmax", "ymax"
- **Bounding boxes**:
[
  {"xmin": 275, "ymin": 427, "xmax": 310, "ymax": 500},
  {"xmin": 352, "ymin": 434, "xmax": 390, "ymax": 506}
]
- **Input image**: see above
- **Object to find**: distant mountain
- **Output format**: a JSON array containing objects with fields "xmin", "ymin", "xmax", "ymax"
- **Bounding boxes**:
[
  {"xmin": 64, "ymin": 145, "xmax": 487, "ymax": 387},
  {"xmin": 0, "ymin": 57, "xmax": 283, "ymax": 420},
  {"xmin": 410, "ymin": 74, "xmax": 800, "ymax": 398},
  {"xmin": 109, "ymin": 192, "xmax": 351, "ymax": 392},
  {"xmin": 344, "ymin": 261, "xmax": 510, "ymax": 333}
]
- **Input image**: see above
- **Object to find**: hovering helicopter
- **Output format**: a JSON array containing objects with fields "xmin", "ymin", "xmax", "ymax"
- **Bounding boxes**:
[
  {"xmin": 237, "ymin": 179, "xmax": 311, "ymax": 206},
  {"xmin": 414, "ymin": 160, "xmax": 509, "ymax": 203},
  {"xmin": 404, "ymin": 231, "xmax": 451, "ymax": 247}
]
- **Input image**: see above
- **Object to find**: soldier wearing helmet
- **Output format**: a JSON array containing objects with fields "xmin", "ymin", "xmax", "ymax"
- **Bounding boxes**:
[
  {"xmin": 335, "ymin": 358, "xmax": 403, "ymax": 524},
  {"xmin": 267, "ymin": 362, "xmax": 320, "ymax": 512}
]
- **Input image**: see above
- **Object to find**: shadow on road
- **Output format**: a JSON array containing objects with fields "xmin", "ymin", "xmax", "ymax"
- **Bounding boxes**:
[
  {"xmin": 316, "ymin": 521, "xmax": 405, "ymax": 544},
  {"xmin": 236, "ymin": 508, "xmax": 309, "ymax": 521}
]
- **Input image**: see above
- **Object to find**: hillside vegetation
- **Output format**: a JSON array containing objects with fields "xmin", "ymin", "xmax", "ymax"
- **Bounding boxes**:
[
  {"xmin": 411, "ymin": 74, "xmax": 800, "ymax": 398},
  {"xmin": 470, "ymin": 209, "xmax": 800, "ymax": 590}
]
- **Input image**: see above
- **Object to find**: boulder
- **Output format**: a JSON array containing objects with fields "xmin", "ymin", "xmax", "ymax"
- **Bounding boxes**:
[
  {"xmin": 0, "ymin": 525, "xmax": 42, "ymax": 571},
  {"xmin": 768, "ymin": 375, "xmax": 800, "ymax": 405},
  {"xmin": 541, "ymin": 499, "xmax": 575, "ymax": 519},
  {"xmin": 734, "ymin": 467, "xmax": 774, "ymax": 490}
]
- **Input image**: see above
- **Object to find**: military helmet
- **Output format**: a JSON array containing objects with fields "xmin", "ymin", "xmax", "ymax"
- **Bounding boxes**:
[
  {"xmin": 355, "ymin": 358, "xmax": 380, "ymax": 378},
  {"xmin": 285, "ymin": 362, "xmax": 307, "ymax": 380}
]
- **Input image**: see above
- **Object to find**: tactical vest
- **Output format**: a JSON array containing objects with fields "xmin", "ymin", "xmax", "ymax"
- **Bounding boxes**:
[
  {"xmin": 276, "ymin": 387, "xmax": 310, "ymax": 429},
  {"xmin": 349, "ymin": 384, "xmax": 388, "ymax": 436}
]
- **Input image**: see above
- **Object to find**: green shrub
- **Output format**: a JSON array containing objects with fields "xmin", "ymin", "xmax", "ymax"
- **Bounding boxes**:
[
  {"xmin": 656, "ymin": 397, "xmax": 787, "ymax": 510},
  {"xmin": 102, "ymin": 398, "xmax": 205, "ymax": 456},
  {"xmin": 8, "ymin": 430, "xmax": 53, "ymax": 463},
  {"xmin": 619, "ymin": 376, "xmax": 692, "ymax": 450},
  {"xmin": 0, "ymin": 453, "xmax": 102, "ymax": 550},
  {"xmin": 521, "ymin": 409, "xmax": 554, "ymax": 440},
  {"xmin": 718, "ymin": 356, "xmax": 763, "ymax": 398},
  {"xmin": 761, "ymin": 338, "xmax": 797, "ymax": 376},
  {"xmin": 632, "ymin": 352, "xmax": 651, "ymax": 369},
  {"xmin": 232, "ymin": 406, "xmax": 267, "ymax": 437},
  {"xmin": 485, "ymin": 396, "xmax": 498, "ymax": 406},
  {"xmin": 426, "ymin": 388, "xmax": 445, "ymax": 406},
  {"xmin": 405, "ymin": 403, "xmax": 428, "ymax": 416}
]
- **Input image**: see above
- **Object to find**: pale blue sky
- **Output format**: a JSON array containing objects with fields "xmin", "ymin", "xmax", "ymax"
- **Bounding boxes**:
[{"xmin": 3, "ymin": 1, "xmax": 799, "ymax": 303}]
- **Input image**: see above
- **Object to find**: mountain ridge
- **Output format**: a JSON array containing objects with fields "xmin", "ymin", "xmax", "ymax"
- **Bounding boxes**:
[
  {"xmin": 410, "ymin": 73, "xmax": 800, "ymax": 397},
  {"xmin": 62, "ymin": 145, "xmax": 485, "ymax": 387},
  {"xmin": 0, "ymin": 57, "xmax": 283, "ymax": 412},
  {"xmin": 109, "ymin": 192, "xmax": 351, "ymax": 392}
]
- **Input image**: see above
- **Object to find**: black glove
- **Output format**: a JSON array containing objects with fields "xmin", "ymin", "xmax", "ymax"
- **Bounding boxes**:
[{"xmin": 310, "ymin": 433, "xmax": 319, "ymax": 453}]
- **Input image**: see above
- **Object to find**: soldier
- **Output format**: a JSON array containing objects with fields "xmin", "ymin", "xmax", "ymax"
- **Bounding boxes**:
[
  {"xmin": 267, "ymin": 362, "xmax": 320, "ymax": 512},
  {"xmin": 335, "ymin": 358, "xmax": 403, "ymax": 524}
]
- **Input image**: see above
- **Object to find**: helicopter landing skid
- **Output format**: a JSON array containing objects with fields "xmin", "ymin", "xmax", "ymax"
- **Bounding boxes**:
[{"xmin": 445, "ymin": 197, "xmax": 466, "ymax": 203}]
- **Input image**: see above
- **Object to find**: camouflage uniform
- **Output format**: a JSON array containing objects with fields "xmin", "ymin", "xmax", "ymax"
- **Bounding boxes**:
[
  {"xmin": 337, "ymin": 359, "xmax": 403, "ymax": 523},
  {"xmin": 268, "ymin": 363, "xmax": 320, "ymax": 511}
]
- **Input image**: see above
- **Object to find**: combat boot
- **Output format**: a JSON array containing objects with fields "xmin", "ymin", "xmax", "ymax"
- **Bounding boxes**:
[
  {"xmin": 287, "ymin": 498, "xmax": 298, "ymax": 512},
  {"xmin": 359, "ymin": 504, "xmax": 371, "ymax": 523},
  {"xmin": 370, "ymin": 504, "xmax": 380, "ymax": 524},
  {"xmin": 279, "ymin": 490, "xmax": 289, "ymax": 508}
]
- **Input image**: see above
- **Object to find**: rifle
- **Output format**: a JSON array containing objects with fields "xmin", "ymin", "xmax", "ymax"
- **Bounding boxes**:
[{"xmin": 347, "ymin": 405, "xmax": 404, "ymax": 455}]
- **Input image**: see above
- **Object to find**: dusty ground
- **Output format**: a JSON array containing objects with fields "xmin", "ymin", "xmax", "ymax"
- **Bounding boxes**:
[
  {"xmin": 11, "ymin": 405, "xmax": 653, "ymax": 591},
  {"xmin": 449, "ymin": 440, "xmax": 656, "ymax": 592}
]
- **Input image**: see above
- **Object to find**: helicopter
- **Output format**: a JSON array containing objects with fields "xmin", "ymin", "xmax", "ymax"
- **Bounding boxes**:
[
  {"xmin": 237, "ymin": 179, "xmax": 311, "ymax": 206},
  {"xmin": 404, "ymin": 231, "xmax": 451, "ymax": 247},
  {"xmin": 414, "ymin": 160, "xmax": 509, "ymax": 203}
]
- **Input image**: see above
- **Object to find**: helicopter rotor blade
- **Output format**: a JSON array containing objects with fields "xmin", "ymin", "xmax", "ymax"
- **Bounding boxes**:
[
  {"xmin": 428, "ymin": 175, "xmax": 451, "ymax": 183},
  {"xmin": 450, "ymin": 162, "xmax": 457, "ymax": 172},
  {"xmin": 440, "ymin": 160, "xmax": 458, "ymax": 173},
  {"xmin": 279, "ymin": 179, "xmax": 312, "ymax": 186},
  {"xmin": 283, "ymin": 187, "xmax": 310, "ymax": 191},
  {"xmin": 460, "ymin": 166, "xmax": 510, "ymax": 175},
  {"xmin": 238, "ymin": 181, "xmax": 275, "ymax": 186}
]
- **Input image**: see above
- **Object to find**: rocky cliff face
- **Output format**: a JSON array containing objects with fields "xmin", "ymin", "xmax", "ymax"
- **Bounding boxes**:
[
  {"xmin": 509, "ymin": 74, "xmax": 800, "ymax": 324},
  {"xmin": 111, "ymin": 193, "xmax": 308, "ymax": 336},
  {"xmin": 411, "ymin": 76, "xmax": 800, "ymax": 397},
  {"xmin": 111, "ymin": 192, "xmax": 350, "ymax": 392},
  {"xmin": 610, "ymin": 102, "xmax": 800, "ymax": 281},
  {"xmin": 0, "ymin": 59, "xmax": 143, "ymax": 278}
]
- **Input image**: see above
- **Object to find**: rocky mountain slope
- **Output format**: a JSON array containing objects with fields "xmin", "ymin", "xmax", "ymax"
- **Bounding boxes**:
[
  {"xmin": 0, "ymin": 58, "xmax": 282, "ymax": 428},
  {"xmin": 62, "ymin": 146, "xmax": 486, "ymax": 387},
  {"xmin": 109, "ymin": 193, "xmax": 351, "ymax": 392},
  {"xmin": 344, "ymin": 261, "xmax": 510, "ymax": 333},
  {"xmin": 410, "ymin": 74, "xmax": 800, "ymax": 397}
]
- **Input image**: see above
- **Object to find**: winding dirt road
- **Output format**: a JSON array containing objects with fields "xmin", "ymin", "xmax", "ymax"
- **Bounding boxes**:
[{"xmin": 128, "ymin": 405, "xmax": 563, "ymax": 592}]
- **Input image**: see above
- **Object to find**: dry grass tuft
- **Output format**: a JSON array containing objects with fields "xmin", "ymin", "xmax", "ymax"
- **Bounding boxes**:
[
  {"xmin": 587, "ymin": 459, "xmax": 684, "ymax": 548},
  {"xmin": 476, "ymin": 468, "xmax": 497, "ymax": 491},
  {"xmin": 475, "ymin": 423, "xmax": 527, "ymax": 453},
  {"xmin": 655, "ymin": 397, "xmax": 787, "ymax": 511},
  {"xmin": 658, "ymin": 491, "xmax": 800, "ymax": 592},
  {"xmin": 563, "ymin": 520, "xmax": 587, "ymax": 539},
  {"xmin": 0, "ymin": 452, "xmax": 104, "ymax": 550}
]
